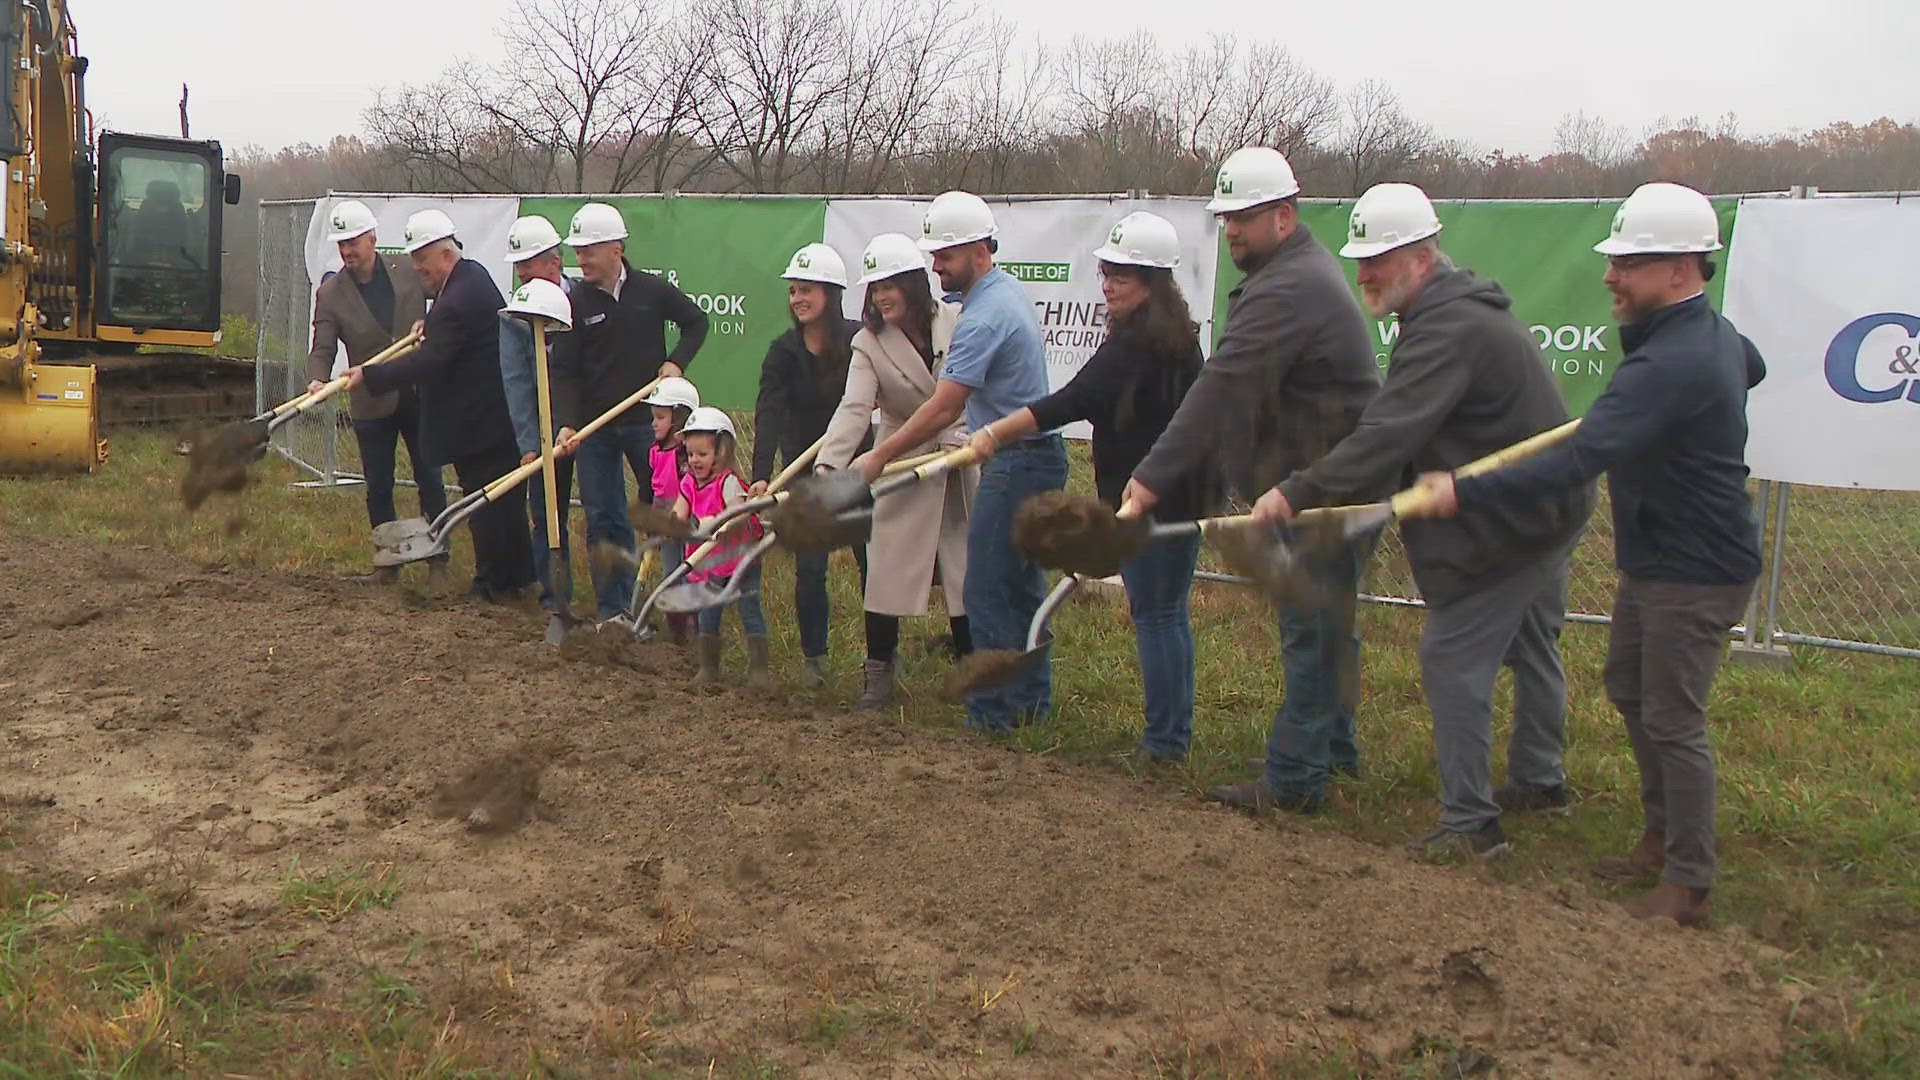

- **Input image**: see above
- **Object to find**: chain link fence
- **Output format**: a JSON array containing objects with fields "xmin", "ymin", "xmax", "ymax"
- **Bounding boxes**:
[
  {"xmin": 255, "ymin": 198, "xmax": 1917, "ymax": 661},
  {"xmin": 257, "ymin": 198, "xmax": 433, "ymax": 495}
]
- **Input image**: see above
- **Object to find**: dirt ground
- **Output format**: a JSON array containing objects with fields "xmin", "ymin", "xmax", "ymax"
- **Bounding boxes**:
[{"xmin": 0, "ymin": 527, "xmax": 1797, "ymax": 1076}]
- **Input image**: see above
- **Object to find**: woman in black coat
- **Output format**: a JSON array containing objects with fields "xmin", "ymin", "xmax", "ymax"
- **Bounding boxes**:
[
  {"xmin": 752, "ymin": 243, "xmax": 869, "ymax": 687},
  {"xmin": 968, "ymin": 212, "xmax": 1216, "ymax": 762}
]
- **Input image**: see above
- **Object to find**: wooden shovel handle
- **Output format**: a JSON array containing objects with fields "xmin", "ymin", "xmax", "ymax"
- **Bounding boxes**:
[
  {"xmin": 277, "ymin": 328, "xmax": 423, "ymax": 417},
  {"xmin": 1389, "ymin": 418, "xmax": 1581, "ymax": 518},
  {"xmin": 479, "ymin": 376, "xmax": 670, "ymax": 503}
]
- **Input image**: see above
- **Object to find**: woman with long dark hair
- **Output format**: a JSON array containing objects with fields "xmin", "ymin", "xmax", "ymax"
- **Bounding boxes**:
[
  {"xmin": 818, "ymin": 233, "xmax": 977, "ymax": 711},
  {"xmin": 752, "ymin": 243, "xmax": 868, "ymax": 687},
  {"xmin": 968, "ymin": 211, "xmax": 1215, "ymax": 762}
]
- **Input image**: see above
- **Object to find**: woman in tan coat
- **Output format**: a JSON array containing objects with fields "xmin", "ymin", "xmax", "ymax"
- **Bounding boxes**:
[{"xmin": 818, "ymin": 232, "xmax": 977, "ymax": 710}]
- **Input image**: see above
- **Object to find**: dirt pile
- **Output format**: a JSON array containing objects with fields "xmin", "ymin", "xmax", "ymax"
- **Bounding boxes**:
[
  {"xmin": 1011, "ymin": 490, "xmax": 1148, "ymax": 578},
  {"xmin": 0, "ymin": 526, "xmax": 1797, "ymax": 1074},
  {"xmin": 179, "ymin": 420, "xmax": 268, "ymax": 511}
]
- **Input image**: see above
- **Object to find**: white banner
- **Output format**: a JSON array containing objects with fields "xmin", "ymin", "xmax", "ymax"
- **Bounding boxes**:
[
  {"xmin": 303, "ymin": 194, "xmax": 522, "ymax": 302},
  {"xmin": 824, "ymin": 196, "xmax": 1217, "ymax": 439},
  {"xmin": 1727, "ymin": 197, "xmax": 1920, "ymax": 491}
]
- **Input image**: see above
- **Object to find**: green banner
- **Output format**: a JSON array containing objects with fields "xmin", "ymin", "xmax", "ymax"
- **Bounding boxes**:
[
  {"xmin": 517, "ymin": 195, "xmax": 828, "ymax": 411},
  {"xmin": 1212, "ymin": 198, "xmax": 1737, "ymax": 414}
]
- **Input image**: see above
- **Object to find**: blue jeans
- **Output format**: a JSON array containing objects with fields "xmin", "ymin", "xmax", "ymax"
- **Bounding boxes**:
[
  {"xmin": 574, "ymin": 420, "xmax": 654, "ymax": 618},
  {"xmin": 696, "ymin": 560, "xmax": 767, "ymax": 637},
  {"xmin": 526, "ymin": 454, "xmax": 574, "ymax": 611},
  {"xmin": 793, "ymin": 544, "xmax": 867, "ymax": 658},
  {"xmin": 963, "ymin": 435, "xmax": 1069, "ymax": 732},
  {"xmin": 1121, "ymin": 532, "xmax": 1201, "ymax": 760},
  {"xmin": 1262, "ymin": 530, "xmax": 1377, "ymax": 800},
  {"xmin": 349, "ymin": 391, "xmax": 447, "ymax": 529}
]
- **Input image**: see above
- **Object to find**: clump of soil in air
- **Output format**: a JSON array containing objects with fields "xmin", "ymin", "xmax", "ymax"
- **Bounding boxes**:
[
  {"xmin": 628, "ymin": 505, "xmax": 694, "ymax": 541},
  {"xmin": 430, "ymin": 754, "xmax": 542, "ymax": 833},
  {"xmin": 180, "ymin": 420, "xmax": 268, "ymax": 511},
  {"xmin": 766, "ymin": 474, "xmax": 870, "ymax": 552},
  {"xmin": 1011, "ymin": 491, "xmax": 1147, "ymax": 579},
  {"xmin": 943, "ymin": 649, "xmax": 1034, "ymax": 701},
  {"xmin": 1209, "ymin": 523, "xmax": 1340, "ymax": 609}
]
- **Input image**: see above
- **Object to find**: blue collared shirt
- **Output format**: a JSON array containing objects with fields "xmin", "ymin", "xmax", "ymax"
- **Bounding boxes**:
[
  {"xmin": 498, "ymin": 275, "xmax": 574, "ymax": 457},
  {"xmin": 940, "ymin": 267, "xmax": 1051, "ymax": 433}
]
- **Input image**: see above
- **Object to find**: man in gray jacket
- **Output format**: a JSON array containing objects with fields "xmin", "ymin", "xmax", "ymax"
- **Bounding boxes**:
[
  {"xmin": 306, "ymin": 199, "xmax": 446, "ymax": 585},
  {"xmin": 1254, "ymin": 183, "xmax": 1596, "ymax": 859},
  {"xmin": 1124, "ymin": 147, "xmax": 1380, "ymax": 812}
]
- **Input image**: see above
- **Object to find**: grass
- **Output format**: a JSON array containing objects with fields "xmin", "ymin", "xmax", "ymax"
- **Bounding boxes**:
[
  {"xmin": 3, "ymin": 425, "xmax": 1919, "ymax": 1075},
  {"xmin": 280, "ymin": 857, "xmax": 403, "ymax": 922}
]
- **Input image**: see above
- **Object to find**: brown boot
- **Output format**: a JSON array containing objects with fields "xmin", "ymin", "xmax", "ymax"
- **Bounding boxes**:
[
  {"xmin": 695, "ymin": 634, "xmax": 723, "ymax": 684},
  {"xmin": 667, "ymin": 612, "xmax": 693, "ymax": 648},
  {"xmin": 744, "ymin": 635, "xmax": 771, "ymax": 689},
  {"xmin": 1594, "ymin": 830, "xmax": 1665, "ymax": 881},
  {"xmin": 1623, "ymin": 881, "xmax": 1711, "ymax": 927}
]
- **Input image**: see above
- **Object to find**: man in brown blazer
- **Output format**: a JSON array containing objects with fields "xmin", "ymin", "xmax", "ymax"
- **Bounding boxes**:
[{"xmin": 306, "ymin": 199, "xmax": 448, "ymax": 583}]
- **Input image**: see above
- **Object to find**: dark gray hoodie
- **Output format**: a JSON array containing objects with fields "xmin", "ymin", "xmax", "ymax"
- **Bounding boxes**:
[{"xmin": 1278, "ymin": 262, "xmax": 1596, "ymax": 604}]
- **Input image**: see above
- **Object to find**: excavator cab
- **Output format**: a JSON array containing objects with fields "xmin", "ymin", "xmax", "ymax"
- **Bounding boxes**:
[{"xmin": 95, "ymin": 133, "xmax": 227, "ymax": 337}]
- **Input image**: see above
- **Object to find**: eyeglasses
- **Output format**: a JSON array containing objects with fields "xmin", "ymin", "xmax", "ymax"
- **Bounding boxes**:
[{"xmin": 1605, "ymin": 254, "xmax": 1671, "ymax": 272}]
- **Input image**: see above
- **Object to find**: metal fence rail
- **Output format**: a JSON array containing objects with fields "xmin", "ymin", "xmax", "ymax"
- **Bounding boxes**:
[{"xmin": 256, "ymin": 197, "xmax": 1920, "ymax": 662}]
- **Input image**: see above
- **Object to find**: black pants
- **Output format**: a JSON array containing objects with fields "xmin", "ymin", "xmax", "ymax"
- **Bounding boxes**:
[
  {"xmin": 350, "ymin": 391, "xmax": 447, "ymax": 528},
  {"xmin": 449, "ymin": 440, "xmax": 535, "ymax": 597}
]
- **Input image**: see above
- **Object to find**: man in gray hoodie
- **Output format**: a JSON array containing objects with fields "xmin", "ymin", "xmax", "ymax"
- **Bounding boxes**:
[
  {"xmin": 1254, "ymin": 183, "xmax": 1596, "ymax": 859},
  {"xmin": 1124, "ymin": 147, "xmax": 1381, "ymax": 812}
]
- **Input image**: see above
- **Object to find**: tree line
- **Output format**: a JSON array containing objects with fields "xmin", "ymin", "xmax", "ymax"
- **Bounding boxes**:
[{"xmin": 223, "ymin": 0, "xmax": 1919, "ymax": 317}]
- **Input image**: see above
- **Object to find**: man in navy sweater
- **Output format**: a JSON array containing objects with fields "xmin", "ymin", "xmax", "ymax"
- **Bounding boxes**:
[
  {"xmin": 1413, "ymin": 183, "xmax": 1765, "ymax": 927},
  {"xmin": 350, "ymin": 210, "xmax": 534, "ymax": 602}
]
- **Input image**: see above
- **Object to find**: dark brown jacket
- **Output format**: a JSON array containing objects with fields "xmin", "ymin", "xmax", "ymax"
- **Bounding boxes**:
[{"xmin": 306, "ymin": 255, "xmax": 427, "ymax": 420}]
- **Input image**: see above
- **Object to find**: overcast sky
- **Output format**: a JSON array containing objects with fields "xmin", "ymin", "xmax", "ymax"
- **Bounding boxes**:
[{"xmin": 82, "ymin": 0, "xmax": 1917, "ymax": 163}]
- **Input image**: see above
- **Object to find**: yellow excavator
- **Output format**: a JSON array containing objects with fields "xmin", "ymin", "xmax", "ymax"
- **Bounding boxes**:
[{"xmin": 0, "ymin": 0, "xmax": 244, "ymax": 474}]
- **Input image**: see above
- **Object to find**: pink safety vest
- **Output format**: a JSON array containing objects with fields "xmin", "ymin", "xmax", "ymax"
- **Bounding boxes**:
[
  {"xmin": 649, "ymin": 440, "xmax": 683, "ymax": 506},
  {"xmin": 680, "ymin": 469, "xmax": 760, "ymax": 583}
]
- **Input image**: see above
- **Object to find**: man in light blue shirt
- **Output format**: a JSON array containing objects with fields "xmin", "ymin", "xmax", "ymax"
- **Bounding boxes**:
[
  {"xmin": 856, "ymin": 191, "xmax": 1068, "ymax": 731},
  {"xmin": 498, "ymin": 215, "xmax": 576, "ymax": 613}
]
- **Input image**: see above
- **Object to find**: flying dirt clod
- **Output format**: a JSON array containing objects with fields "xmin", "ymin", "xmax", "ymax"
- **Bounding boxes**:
[
  {"xmin": 1011, "ymin": 491, "xmax": 1149, "ymax": 579},
  {"xmin": 179, "ymin": 420, "xmax": 270, "ymax": 511}
]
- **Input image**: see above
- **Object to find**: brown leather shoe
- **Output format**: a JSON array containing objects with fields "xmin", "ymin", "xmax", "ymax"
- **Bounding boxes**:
[
  {"xmin": 1623, "ymin": 881, "xmax": 1711, "ymax": 927},
  {"xmin": 1594, "ymin": 830, "xmax": 1665, "ymax": 881}
]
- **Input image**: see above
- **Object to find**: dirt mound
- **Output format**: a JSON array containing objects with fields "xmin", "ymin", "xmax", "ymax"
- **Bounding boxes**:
[
  {"xmin": 0, "ymin": 526, "xmax": 1795, "ymax": 1074},
  {"xmin": 431, "ymin": 753, "xmax": 543, "ymax": 832}
]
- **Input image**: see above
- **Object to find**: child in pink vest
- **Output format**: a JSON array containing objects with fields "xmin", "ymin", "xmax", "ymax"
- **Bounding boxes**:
[
  {"xmin": 672, "ymin": 408, "xmax": 768, "ymax": 686},
  {"xmin": 642, "ymin": 378, "xmax": 699, "ymax": 644}
]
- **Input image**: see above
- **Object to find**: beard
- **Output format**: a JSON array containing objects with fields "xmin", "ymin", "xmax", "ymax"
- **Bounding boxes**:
[{"xmin": 1363, "ymin": 273, "xmax": 1421, "ymax": 318}]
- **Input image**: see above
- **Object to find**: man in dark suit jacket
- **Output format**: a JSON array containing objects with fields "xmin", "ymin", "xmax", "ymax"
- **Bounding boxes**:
[
  {"xmin": 350, "ymin": 209, "xmax": 533, "ymax": 601},
  {"xmin": 306, "ymin": 200, "xmax": 447, "ymax": 584}
]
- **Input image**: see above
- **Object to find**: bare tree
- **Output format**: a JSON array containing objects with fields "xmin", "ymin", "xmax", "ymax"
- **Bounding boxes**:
[
  {"xmin": 362, "ymin": 70, "xmax": 555, "ymax": 192},
  {"xmin": 1168, "ymin": 36, "xmax": 1339, "ymax": 191},
  {"xmin": 1553, "ymin": 109, "xmax": 1631, "ymax": 169},
  {"xmin": 1336, "ymin": 79, "xmax": 1435, "ymax": 193},
  {"xmin": 814, "ymin": 0, "xmax": 982, "ymax": 192},
  {"xmin": 921, "ymin": 19, "xmax": 1059, "ymax": 191},
  {"xmin": 690, "ymin": 0, "xmax": 851, "ymax": 192}
]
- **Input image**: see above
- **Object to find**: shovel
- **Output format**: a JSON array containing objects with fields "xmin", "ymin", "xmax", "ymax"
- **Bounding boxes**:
[
  {"xmin": 371, "ymin": 375, "xmax": 665, "ymax": 569},
  {"xmin": 625, "ymin": 436, "xmax": 825, "ymax": 638},
  {"xmin": 944, "ymin": 571, "xmax": 1081, "ymax": 701},
  {"xmin": 773, "ymin": 444, "xmax": 981, "ymax": 552},
  {"xmin": 182, "ymin": 329, "xmax": 422, "ymax": 510},
  {"xmin": 527, "ymin": 318, "xmax": 570, "ymax": 645}
]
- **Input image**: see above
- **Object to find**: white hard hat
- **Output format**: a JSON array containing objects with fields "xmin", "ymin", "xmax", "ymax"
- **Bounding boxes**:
[
  {"xmin": 782, "ymin": 243, "xmax": 848, "ymax": 288},
  {"xmin": 500, "ymin": 278, "xmax": 572, "ymax": 329},
  {"xmin": 325, "ymin": 200, "xmax": 377, "ymax": 243},
  {"xmin": 503, "ymin": 215, "xmax": 563, "ymax": 263},
  {"xmin": 1092, "ymin": 211, "xmax": 1181, "ymax": 269},
  {"xmin": 682, "ymin": 406, "xmax": 736, "ymax": 440},
  {"xmin": 917, "ymin": 190, "xmax": 997, "ymax": 252},
  {"xmin": 1339, "ymin": 183, "xmax": 1443, "ymax": 259},
  {"xmin": 1594, "ymin": 182, "xmax": 1723, "ymax": 256},
  {"xmin": 1206, "ymin": 147, "xmax": 1301, "ymax": 214},
  {"xmin": 642, "ymin": 376, "xmax": 701, "ymax": 412},
  {"xmin": 566, "ymin": 202, "xmax": 628, "ymax": 247},
  {"xmin": 858, "ymin": 233, "xmax": 927, "ymax": 284},
  {"xmin": 401, "ymin": 209, "xmax": 458, "ymax": 254}
]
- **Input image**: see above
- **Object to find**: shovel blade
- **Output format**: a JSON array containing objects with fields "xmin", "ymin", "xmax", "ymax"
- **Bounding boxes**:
[
  {"xmin": 653, "ymin": 579, "xmax": 730, "ymax": 614},
  {"xmin": 770, "ymin": 472, "xmax": 876, "ymax": 551},
  {"xmin": 370, "ymin": 517, "xmax": 446, "ymax": 567}
]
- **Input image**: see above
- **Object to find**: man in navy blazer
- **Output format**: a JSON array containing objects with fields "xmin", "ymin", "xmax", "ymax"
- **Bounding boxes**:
[{"xmin": 350, "ymin": 209, "xmax": 534, "ymax": 601}]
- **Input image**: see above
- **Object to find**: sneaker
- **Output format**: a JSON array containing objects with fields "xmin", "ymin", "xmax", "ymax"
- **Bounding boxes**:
[
  {"xmin": 1493, "ymin": 781, "xmax": 1574, "ymax": 815},
  {"xmin": 1209, "ymin": 781, "xmax": 1322, "ymax": 815},
  {"xmin": 1406, "ymin": 822, "xmax": 1511, "ymax": 862}
]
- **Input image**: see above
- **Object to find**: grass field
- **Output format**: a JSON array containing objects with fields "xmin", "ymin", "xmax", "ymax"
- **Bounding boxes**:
[{"xmin": 1, "ymin": 424, "xmax": 1916, "ymax": 1077}]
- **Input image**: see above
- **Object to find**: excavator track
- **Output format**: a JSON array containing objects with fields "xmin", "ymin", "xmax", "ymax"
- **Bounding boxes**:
[{"xmin": 89, "ymin": 352, "xmax": 257, "ymax": 426}]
